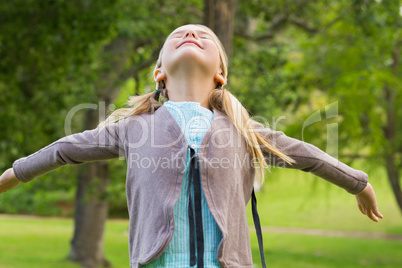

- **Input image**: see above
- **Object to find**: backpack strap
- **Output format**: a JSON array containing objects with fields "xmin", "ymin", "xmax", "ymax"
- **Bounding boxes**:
[
  {"xmin": 251, "ymin": 188, "xmax": 267, "ymax": 268},
  {"xmin": 188, "ymin": 146, "xmax": 204, "ymax": 267}
]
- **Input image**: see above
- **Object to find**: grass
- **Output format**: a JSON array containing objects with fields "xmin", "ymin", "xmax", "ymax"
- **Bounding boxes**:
[
  {"xmin": 0, "ymin": 164, "xmax": 401, "ymax": 267},
  {"xmin": 250, "ymin": 233, "xmax": 402, "ymax": 268},
  {"xmin": 0, "ymin": 216, "xmax": 401, "ymax": 268}
]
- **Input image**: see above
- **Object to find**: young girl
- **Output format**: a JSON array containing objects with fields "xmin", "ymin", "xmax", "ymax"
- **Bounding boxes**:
[{"xmin": 0, "ymin": 24, "xmax": 383, "ymax": 268}]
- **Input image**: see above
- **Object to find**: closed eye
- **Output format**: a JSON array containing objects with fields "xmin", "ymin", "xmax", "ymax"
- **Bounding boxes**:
[{"xmin": 169, "ymin": 30, "xmax": 212, "ymax": 40}]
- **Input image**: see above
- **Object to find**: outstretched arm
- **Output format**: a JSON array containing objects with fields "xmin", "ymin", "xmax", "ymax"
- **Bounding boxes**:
[
  {"xmin": 250, "ymin": 119, "xmax": 383, "ymax": 222},
  {"xmin": 3, "ymin": 118, "xmax": 128, "ymax": 188}
]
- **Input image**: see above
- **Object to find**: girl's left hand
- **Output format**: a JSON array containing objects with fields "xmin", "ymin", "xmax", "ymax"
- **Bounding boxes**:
[{"xmin": 355, "ymin": 182, "xmax": 384, "ymax": 222}]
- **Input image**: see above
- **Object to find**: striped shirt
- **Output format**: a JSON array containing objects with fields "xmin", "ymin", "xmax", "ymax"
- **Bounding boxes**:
[{"xmin": 141, "ymin": 100, "xmax": 222, "ymax": 267}]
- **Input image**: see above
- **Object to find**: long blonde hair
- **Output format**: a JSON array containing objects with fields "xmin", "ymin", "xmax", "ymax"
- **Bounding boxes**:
[{"xmin": 98, "ymin": 24, "xmax": 294, "ymax": 187}]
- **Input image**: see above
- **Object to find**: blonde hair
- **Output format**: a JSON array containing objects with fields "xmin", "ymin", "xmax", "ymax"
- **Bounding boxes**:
[{"xmin": 98, "ymin": 24, "xmax": 294, "ymax": 187}]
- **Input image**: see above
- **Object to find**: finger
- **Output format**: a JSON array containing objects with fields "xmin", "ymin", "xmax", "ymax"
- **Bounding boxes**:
[
  {"xmin": 373, "ymin": 208, "xmax": 384, "ymax": 219},
  {"xmin": 358, "ymin": 204, "xmax": 366, "ymax": 215},
  {"xmin": 368, "ymin": 209, "xmax": 379, "ymax": 222}
]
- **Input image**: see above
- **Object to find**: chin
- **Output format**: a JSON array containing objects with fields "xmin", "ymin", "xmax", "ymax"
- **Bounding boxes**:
[{"xmin": 164, "ymin": 49, "xmax": 217, "ymax": 76}]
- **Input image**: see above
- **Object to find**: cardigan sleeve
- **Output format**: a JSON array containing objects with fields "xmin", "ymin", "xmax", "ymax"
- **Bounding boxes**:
[
  {"xmin": 250, "ymin": 119, "xmax": 368, "ymax": 195},
  {"xmin": 12, "ymin": 119, "xmax": 127, "ymax": 183}
]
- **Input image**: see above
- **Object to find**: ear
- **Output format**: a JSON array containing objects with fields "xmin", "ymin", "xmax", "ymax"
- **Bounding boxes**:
[
  {"xmin": 214, "ymin": 72, "xmax": 225, "ymax": 87},
  {"xmin": 154, "ymin": 69, "xmax": 167, "ymax": 83}
]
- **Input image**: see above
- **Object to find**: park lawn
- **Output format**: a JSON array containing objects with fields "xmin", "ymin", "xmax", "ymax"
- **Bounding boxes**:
[
  {"xmin": 250, "ymin": 232, "xmax": 402, "ymax": 268},
  {"xmin": 0, "ymin": 216, "xmax": 401, "ymax": 268}
]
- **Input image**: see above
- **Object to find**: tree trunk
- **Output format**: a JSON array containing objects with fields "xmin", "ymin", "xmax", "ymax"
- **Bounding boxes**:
[
  {"xmin": 66, "ymin": 36, "xmax": 156, "ymax": 267},
  {"xmin": 68, "ymin": 108, "xmax": 111, "ymax": 268},
  {"xmin": 385, "ymin": 153, "xmax": 402, "ymax": 213},
  {"xmin": 384, "ymin": 47, "xmax": 402, "ymax": 214},
  {"xmin": 67, "ymin": 36, "xmax": 133, "ymax": 268},
  {"xmin": 204, "ymin": 0, "xmax": 236, "ymax": 58}
]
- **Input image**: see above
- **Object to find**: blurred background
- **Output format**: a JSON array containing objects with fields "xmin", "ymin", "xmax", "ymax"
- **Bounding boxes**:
[{"xmin": 0, "ymin": 0, "xmax": 401, "ymax": 267}]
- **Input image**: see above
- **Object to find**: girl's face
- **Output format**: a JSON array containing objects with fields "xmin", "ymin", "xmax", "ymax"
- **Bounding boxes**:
[{"xmin": 156, "ymin": 25, "xmax": 224, "ymax": 85}]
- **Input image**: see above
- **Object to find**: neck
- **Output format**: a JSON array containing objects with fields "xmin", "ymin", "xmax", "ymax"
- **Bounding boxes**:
[{"xmin": 166, "ymin": 74, "xmax": 215, "ymax": 111}]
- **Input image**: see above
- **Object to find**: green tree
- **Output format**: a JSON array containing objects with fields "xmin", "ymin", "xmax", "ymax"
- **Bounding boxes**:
[
  {"xmin": 297, "ymin": 0, "xmax": 402, "ymax": 212},
  {"xmin": 232, "ymin": 0, "xmax": 402, "ymax": 214}
]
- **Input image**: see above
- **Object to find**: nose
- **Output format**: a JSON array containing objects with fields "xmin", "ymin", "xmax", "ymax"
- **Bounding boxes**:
[{"xmin": 184, "ymin": 29, "xmax": 198, "ymax": 39}]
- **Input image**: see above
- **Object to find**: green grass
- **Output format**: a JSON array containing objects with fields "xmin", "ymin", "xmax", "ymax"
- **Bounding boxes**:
[
  {"xmin": 0, "ymin": 164, "xmax": 401, "ymax": 267},
  {"xmin": 0, "ymin": 216, "xmax": 401, "ymax": 268},
  {"xmin": 0, "ymin": 216, "xmax": 131, "ymax": 268},
  {"xmin": 251, "ymin": 234, "xmax": 402, "ymax": 268},
  {"xmin": 250, "ymin": 233, "xmax": 402, "ymax": 268},
  {"xmin": 0, "ymin": 216, "xmax": 80, "ymax": 268}
]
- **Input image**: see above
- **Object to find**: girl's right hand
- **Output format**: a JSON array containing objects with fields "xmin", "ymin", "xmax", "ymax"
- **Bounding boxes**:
[{"xmin": 0, "ymin": 168, "xmax": 21, "ymax": 194}]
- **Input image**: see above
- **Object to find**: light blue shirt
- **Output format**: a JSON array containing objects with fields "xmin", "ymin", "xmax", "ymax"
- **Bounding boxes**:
[{"xmin": 142, "ymin": 100, "xmax": 222, "ymax": 267}]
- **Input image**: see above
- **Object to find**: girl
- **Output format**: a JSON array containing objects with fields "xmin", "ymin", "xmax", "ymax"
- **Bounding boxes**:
[{"xmin": 0, "ymin": 24, "xmax": 383, "ymax": 268}]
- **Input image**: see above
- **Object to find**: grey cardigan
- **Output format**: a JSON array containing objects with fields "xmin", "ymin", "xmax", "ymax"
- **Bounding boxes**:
[{"xmin": 13, "ymin": 104, "xmax": 368, "ymax": 268}]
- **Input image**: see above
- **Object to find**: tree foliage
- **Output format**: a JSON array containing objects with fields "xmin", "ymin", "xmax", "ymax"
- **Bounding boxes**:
[
  {"xmin": 232, "ymin": 0, "xmax": 402, "ymax": 211},
  {"xmin": 1, "ymin": 0, "xmax": 401, "ymax": 215}
]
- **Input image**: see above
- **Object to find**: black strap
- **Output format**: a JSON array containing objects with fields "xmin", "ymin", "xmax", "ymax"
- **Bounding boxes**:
[
  {"xmin": 252, "ymin": 188, "xmax": 267, "ymax": 268},
  {"xmin": 188, "ymin": 146, "xmax": 204, "ymax": 267},
  {"xmin": 188, "ymin": 145, "xmax": 264, "ymax": 268}
]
